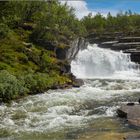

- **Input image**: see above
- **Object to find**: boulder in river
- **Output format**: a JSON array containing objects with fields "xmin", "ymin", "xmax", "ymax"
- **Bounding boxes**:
[
  {"xmin": 117, "ymin": 104, "xmax": 140, "ymax": 127},
  {"xmin": 72, "ymin": 78, "xmax": 84, "ymax": 87}
]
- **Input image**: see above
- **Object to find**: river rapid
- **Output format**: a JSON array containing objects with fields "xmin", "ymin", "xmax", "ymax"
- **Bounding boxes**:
[{"xmin": 0, "ymin": 44, "xmax": 140, "ymax": 140}]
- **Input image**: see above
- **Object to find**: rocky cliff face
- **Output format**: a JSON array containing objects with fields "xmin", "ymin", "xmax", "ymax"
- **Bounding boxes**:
[
  {"xmin": 55, "ymin": 37, "xmax": 88, "ymax": 87},
  {"xmin": 34, "ymin": 37, "xmax": 87, "ymax": 89},
  {"xmin": 87, "ymin": 33, "xmax": 140, "ymax": 64},
  {"xmin": 55, "ymin": 37, "xmax": 88, "ymax": 61},
  {"xmin": 66, "ymin": 37, "xmax": 88, "ymax": 61},
  {"xmin": 38, "ymin": 37, "xmax": 87, "ymax": 63}
]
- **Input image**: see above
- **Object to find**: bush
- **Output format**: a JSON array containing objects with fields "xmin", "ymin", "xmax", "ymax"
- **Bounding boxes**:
[
  {"xmin": 22, "ymin": 73, "xmax": 37, "ymax": 93},
  {"xmin": 0, "ymin": 23, "xmax": 10, "ymax": 39},
  {"xmin": 0, "ymin": 70, "xmax": 28, "ymax": 102},
  {"xmin": 23, "ymin": 73, "xmax": 54, "ymax": 93}
]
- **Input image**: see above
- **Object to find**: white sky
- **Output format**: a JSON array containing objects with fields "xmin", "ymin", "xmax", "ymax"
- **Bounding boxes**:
[{"xmin": 60, "ymin": 0, "xmax": 97, "ymax": 19}]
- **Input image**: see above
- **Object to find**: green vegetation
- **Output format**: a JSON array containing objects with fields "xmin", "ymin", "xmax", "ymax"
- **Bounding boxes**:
[
  {"xmin": 0, "ymin": 0, "xmax": 85, "ymax": 102},
  {"xmin": 82, "ymin": 11, "xmax": 140, "ymax": 34}
]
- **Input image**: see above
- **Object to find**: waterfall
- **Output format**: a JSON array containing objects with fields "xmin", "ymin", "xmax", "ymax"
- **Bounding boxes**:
[{"xmin": 71, "ymin": 44, "xmax": 140, "ymax": 79}]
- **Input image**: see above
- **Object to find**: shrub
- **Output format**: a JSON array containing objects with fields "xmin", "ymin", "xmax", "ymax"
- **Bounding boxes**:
[
  {"xmin": 23, "ymin": 73, "xmax": 37, "ymax": 93},
  {"xmin": 0, "ymin": 23, "xmax": 10, "ymax": 39},
  {"xmin": 0, "ymin": 70, "xmax": 28, "ymax": 102},
  {"xmin": 23, "ymin": 73, "xmax": 53, "ymax": 93},
  {"xmin": 0, "ymin": 62, "xmax": 11, "ymax": 70}
]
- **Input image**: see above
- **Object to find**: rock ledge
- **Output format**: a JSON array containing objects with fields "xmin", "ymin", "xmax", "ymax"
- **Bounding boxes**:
[{"xmin": 117, "ymin": 104, "xmax": 140, "ymax": 127}]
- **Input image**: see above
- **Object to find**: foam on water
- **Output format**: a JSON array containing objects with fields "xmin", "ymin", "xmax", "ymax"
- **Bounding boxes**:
[{"xmin": 0, "ymin": 82, "xmax": 139, "ymax": 135}]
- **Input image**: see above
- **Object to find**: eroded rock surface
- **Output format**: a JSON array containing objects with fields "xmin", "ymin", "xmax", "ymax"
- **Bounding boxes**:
[{"xmin": 117, "ymin": 104, "xmax": 140, "ymax": 127}]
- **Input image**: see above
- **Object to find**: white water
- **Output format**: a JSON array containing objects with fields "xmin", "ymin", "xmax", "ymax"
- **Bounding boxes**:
[
  {"xmin": 0, "ymin": 44, "xmax": 140, "ymax": 140},
  {"xmin": 71, "ymin": 44, "xmax": 140, "ymax": 79}
]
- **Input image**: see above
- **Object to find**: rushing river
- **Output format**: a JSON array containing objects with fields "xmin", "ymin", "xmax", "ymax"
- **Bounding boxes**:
[{"xmin": 0, "ymin": 44, "xmax": 140, "ymax": 140}]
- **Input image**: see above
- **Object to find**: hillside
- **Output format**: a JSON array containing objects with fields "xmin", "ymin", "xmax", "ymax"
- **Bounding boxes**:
[{"xmin": 0, "ymin": 1, "xmax": 86, "ymax": 102}]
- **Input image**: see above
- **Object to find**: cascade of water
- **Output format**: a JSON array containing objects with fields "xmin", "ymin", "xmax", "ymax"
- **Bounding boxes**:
[{"xmin": 71, "ymin": 44, "xmax": 140, "ymax": 79}]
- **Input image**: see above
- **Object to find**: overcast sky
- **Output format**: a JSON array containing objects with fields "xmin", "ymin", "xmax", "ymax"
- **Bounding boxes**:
[{"xmin": 60, "ymin": 0, "xmax": 140, "ymax": 19}]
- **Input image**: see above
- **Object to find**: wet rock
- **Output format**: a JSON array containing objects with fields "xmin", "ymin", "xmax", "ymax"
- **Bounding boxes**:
[
  {"xmin": 51, "ymin": 84, "xmax": 72, "ymax": 90},
  {"xmin": 117, "ymin": 108, "xmax": 127, "ymax": 118},
  {"xmin": 67, "ymin": 37, "xmax": 88, "ymax": 61},
  {"xmin": 127, "ymin": 103, "xmax": 135, "ymax": 106},
  {"xmin": 112, "ymin": 42, "xmax": 140, "ymax": 50},
  {"xmin": 117, "ymin": 104, "xmax": 140, "ymax": 127},
  {"xmin": 60, "ymin": 63, "xmax": 71, "ymax": 74},
  {"xmin": 72, "ymin": 78, "xmax": 84, "ymax": 87},
  {"xmin": 119, "ymin": 37, "xmax": 140, "ymax": 43},
  {"xmin": 99, "ymin": 41, "xmax": 118, "ymax": 49},
  {"xmin": 56, "ymin": 37, "xmax": 87, "ymax": 60},
  {"xmin": 124, "ymin": 49, "xmax": 140, "ymax": 64}
]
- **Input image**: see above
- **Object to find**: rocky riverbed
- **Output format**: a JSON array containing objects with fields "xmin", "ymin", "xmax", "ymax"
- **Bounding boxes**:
[{"xmin": 117, "ymin": 102, "xmax": 140, "ymax": 127}]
